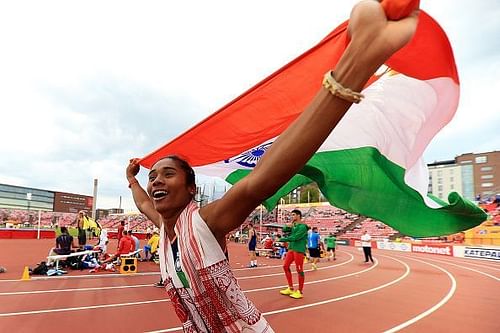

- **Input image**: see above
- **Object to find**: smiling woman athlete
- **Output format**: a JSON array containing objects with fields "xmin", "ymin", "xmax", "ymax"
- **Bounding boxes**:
[{"xmin": 126, "ymin": 1, "xmax": 419, "ymax": 331}]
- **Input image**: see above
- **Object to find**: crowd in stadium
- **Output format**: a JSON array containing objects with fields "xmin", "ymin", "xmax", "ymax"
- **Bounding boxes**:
[
  {"xmin": 3, "ymin": 201, "xmax": 498, "ymax": 239},
  {"xmin": 1, "ymin": 194, "xmax": 498, "ymax": 248}
]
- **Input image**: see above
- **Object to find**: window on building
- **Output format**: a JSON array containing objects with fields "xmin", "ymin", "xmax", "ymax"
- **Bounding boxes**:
[
  {"xmin": 475, "ymin": 156, "xmax": 487, "ymax": 164},
  {"xmin": 461, "ymin": 165, "xmax": 474, "ymax": 201},
  {"xmin": 437, "ymin": 170, "xmax": 442, "ymax": 177},
  {"xmin": 450, "ymin": 177, "xmax": 454, "ymax": 182},
  {"xmin": 438, "ymin": 185, "xmax": 443, "ymax": 191},
  {"xmin": 450, "ymin": 184, "xmax": 454, "ymax": 190},
  {"xmin": 450, "ymin": 169, "xmax": 454, "ymax": 175},
  {"xmin": 438, "ymin": 193, "xmax": 443, "ymax": 199},
  {"xmin": 460, "ymin": 160, "xmax": 472, "ymax": 164},
  {"xmin": 438, "ymin": 178, "xmax": 442, "ymax": 184},
  {"xmin": 481, "ymin": 175, "xmax": 493, "ymax": 179},
  {"xmin": 481, "ymin": 183, "xmax": 493, "ymax": 188},
  {"xmin": 480, "ymin": 166, "xmax": 493, "ymax": 172}
]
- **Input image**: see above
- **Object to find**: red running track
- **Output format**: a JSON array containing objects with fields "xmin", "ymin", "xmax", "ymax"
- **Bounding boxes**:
[{"xmin": 0, "ymin": 239, "xmax": 498, "ymax": 332}]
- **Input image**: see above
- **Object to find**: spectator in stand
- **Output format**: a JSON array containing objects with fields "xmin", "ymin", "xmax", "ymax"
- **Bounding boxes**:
[
  {"xmin": 361, "ymin": 230, "xmax": 374, "ymax": 263},
  {"xmin": 143, "ymin": 229, "xmax": 160, "ymax": 261},
  {"xmin": 0, "ymin": 266, "xmax": 6, "ymax": 273},
  {"xmin": 47, "ymin": 226, "xmax": 77, "ymax": 266}
]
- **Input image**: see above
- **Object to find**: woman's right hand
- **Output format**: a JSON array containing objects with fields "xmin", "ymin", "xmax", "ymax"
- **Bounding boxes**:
[
  {"xmin": 349, "ymin": 0, "xmax": 419, "ymax": 60},
  {"xmin": 126, "ymin": 158, "xmax": 141, "ymax": 179},
  {"xmin": 335, "ymin": 0, "xmax": 419, "ymax": 91}
]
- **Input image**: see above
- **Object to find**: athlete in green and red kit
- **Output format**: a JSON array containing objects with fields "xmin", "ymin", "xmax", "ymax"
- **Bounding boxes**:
[{"xmin": 279, "ymin": 209, "xmax": 309, "ymax": 299}]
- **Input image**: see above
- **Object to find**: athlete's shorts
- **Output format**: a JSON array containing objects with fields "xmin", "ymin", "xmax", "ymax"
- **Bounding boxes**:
[
  {"xmin": 248, "ymin": 240, "xmax": 257, "ymax": 251},
  {"xmin": 327, "ymin": 247, "xmax": 336, "ymax": 252},
  {"xmin": 308, "ymin": 248, "xmax": 321, "ymax": 258}
]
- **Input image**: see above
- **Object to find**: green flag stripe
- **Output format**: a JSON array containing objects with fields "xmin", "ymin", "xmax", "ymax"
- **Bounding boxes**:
[{"xmin": 226, "ymin": 147, "xmax": 486, "ymax": 237}]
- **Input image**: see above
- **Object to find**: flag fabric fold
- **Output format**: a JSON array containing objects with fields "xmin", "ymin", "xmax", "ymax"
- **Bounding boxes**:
[{"xmin": 140, "ymin": 11, "xmax": 486, "ymax": 237}]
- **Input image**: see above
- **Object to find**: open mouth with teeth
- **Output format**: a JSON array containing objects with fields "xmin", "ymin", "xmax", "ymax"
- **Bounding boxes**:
[{"xmin": 152, "ymin": 190, "xmax": 168, "ymax": 201}]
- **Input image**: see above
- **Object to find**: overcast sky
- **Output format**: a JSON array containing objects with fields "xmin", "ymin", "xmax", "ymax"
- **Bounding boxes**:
[{"xmin": 1, "ymin": 0, "xmax": 499, "ymax": 211}]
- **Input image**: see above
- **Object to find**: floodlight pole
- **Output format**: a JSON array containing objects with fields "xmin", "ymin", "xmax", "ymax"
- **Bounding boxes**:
[
  {"xmin": 37, "ymin": 210, "xmax": 41, "ymax": 240},
  {"xmin": 26, "ymin": 192, "xmax": 32, "ymax": 215},
  {"xmin": 259, "ymin": 205, "xmax": 263, "ymax": 239},
  {"xmin": 92, "ymin": 179, "xmax": 98, "ymax": 219}
]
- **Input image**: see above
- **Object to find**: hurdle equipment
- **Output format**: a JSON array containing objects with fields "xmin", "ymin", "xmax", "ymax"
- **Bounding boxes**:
[{"xmin": 47, "ymin": 250, "xmax": 99, "ymax": 274}]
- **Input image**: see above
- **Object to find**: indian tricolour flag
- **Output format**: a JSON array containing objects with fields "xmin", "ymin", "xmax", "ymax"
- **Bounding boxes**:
[{"xmin": 140, "ymin": 11, "xmax": 486, "ymax": 237}]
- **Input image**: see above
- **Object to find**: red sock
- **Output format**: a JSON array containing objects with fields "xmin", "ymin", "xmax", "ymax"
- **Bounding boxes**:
[
  {"xmin": 294, "ymin": 252, "xmax": 305, "ymax": 292},
  {"xmin": 298, "ymin": 272, "xmax": 305, "ymax": 292}
]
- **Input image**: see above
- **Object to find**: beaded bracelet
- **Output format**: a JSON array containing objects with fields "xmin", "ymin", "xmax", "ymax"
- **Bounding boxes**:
[{"xmin": 322, "ymin": 70, "xmax": 364, "ymax": 104}]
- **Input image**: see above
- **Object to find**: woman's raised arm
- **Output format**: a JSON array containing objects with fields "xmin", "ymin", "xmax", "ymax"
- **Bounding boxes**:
[
  {"xmin": 127, "ymin": 158, "xmax": 162, "ymax": 228},
  {"xmin": 203, "ymin": 0, "xmax": 419, "ymax": 238}
]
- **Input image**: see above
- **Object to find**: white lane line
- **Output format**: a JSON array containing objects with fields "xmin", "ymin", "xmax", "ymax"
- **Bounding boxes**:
[
  {"xmin": 0, "ymin": 279, "xmax": 27, "ymax": 283},
  {"xmin": 0, "ymin": 253, "xmax": 378, "ymax": 318},
  {"xmin": 0, "ymin": 271, "xmax": 160, "ymax": 283},
  {"xmin": 0, "ymin": 283, "xmax": 154, "ymax": 296},
  {"xmin": 409, "ymin": 256, "xmax": 499, "ymax": 281},
  {"xmin": 383, "ymin": 257, "xmax": 457, "ymax": 333},
  {"xmin": 232, "ymin": 250, "xmax": 353, "ymax": 273},
  {"xmin": 0, "ymin": 299, "xmax": 169, "ymax": 317},
  {"xmin": 30, "ymin": 271, "xmax": 160, "ymax": 281},
  {"xmin": 145, "ymin": 255, "xmax": 410, "ymax": 333},
  {"xmin": 263, "ymin": 256, "xmax": 408, "ymax": 315},
  {"xmin": 447, "ymin": 259, "xmax": 500, "ymax": 271},
  {"xmin": 148, "ymin": 327, "xmax": 183, "ymax": 333},
  {"xmin": 0, "ymin": 251, "xmax": 353, "ymax": 284},
  {"xmin": 0, "ymin": 252, "xmax": 355, "ymax": 298},
  {"xmin": 233, "ymin": 264, "xmax": 283, "ymax": 271},
  {"xmin": 238, "ymin": 252, "xmax": 355, "ymax": 280},
  {"xmin": 245, "ymin": 256, "xmax": 375, "ymax": 293}
]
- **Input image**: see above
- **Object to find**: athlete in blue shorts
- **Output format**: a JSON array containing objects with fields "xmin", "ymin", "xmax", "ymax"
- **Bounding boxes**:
[{"xmin": 248, "ymin": 223, "xmax": 258, "ymax": 267}]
